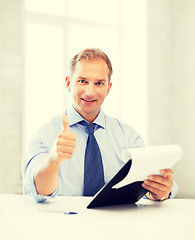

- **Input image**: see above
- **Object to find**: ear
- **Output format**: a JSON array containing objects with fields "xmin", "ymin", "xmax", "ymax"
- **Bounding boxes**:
[
  {"xmin": 106, "ymin": 82, "xmax": 112, "ymax": 96},
  {"xmin": 65, "ymin": 76, "xmax": 71, "ymax": 92}
]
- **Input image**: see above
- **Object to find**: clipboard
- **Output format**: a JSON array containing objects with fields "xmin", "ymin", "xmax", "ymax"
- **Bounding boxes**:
[
  {"xmin": 87, "ymin": 159, "xmax": 148, "ymax": 209},
  {"xmin": 87, "ymin": 144, "xmax": 183, "ymax": 209}
]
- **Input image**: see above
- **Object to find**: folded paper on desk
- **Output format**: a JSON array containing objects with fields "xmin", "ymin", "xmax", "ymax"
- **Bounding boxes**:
[{"xmin": 87, "ymin": 144, "xmax": 183, "ymax": 209}]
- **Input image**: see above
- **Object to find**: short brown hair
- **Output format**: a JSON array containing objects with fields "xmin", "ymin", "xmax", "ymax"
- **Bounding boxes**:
[{"xmin": 70, "ymin": 48, "xmax": 113, "ymax": 81}]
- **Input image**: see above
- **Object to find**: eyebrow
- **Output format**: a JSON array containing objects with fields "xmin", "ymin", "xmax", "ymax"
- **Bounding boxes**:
[
  {"xmin": 78, "ymin": 77, "xmax": 106, "ymax": 82},
  {"xmin": 97, "ymin": 79, "xmax": 106, "ymax": 82},
  {"xmin": 78, "ymin": 77, "xmax": 87, "ymax": 80}
]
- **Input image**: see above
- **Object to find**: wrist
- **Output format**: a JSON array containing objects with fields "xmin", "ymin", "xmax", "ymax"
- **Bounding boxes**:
[
  {"xmin": 48, "ymin": 154, "xmax": 61, "ymax": 169},
  {"xmin": 145, "ymin": 192, "xmax": 169, "ymax": 201},
  {"xmin": 48, "ymin": 140, "xmax": 61, "ymax": 167}
]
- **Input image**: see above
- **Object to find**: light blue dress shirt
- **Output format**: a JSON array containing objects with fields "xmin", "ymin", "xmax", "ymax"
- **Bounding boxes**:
[{"xmin": 23, "ymin": 106, "xmax": 178, "ymax": 202}]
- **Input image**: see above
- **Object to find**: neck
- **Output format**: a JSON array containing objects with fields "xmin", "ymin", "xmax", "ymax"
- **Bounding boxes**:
[{"xmin": 73, "ymin": 106, "xmax": 100, "ymax": 123}]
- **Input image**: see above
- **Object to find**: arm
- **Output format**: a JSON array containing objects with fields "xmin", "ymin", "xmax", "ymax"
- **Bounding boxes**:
[
  {"xmin": 127, "ymin": 126, "xmax": 176, "ymax": 201},
  {"xmin": 34, "ymin": 114, "xmax": 76, "ymax": 196},
  {"xmin": 142, "ymin": 169, "xmax": 174, "ymax": 200}
]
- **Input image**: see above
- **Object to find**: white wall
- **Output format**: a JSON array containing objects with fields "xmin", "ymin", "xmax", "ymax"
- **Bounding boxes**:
[
  {"xmin": 0, "ymin": 0, "xmax": 23, "ymax": 193},
  {"xmin": 147, "ymin": 0, "xmax": 195, "ymax": 198},
  {"xmin": 171, "ymin": 0, "xmax": 195, "ymax": 198},
  {"xmin": 147, "ymin": 0, "xmax": 173, "ymax": 145},
  {"xmin": 120, "ymin": 0, "xmax": 148, "ymax": 142}
]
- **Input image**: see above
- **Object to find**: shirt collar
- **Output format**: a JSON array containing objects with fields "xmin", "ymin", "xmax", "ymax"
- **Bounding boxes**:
[{"xmin": 66, "ymin": 105, "xmax": 105, "ymax": 129}]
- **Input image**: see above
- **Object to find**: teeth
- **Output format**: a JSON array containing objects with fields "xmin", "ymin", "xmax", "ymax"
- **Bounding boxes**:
[{"xmin": 82, "ymin": 98, "xmax": 95, "ymax": 102}]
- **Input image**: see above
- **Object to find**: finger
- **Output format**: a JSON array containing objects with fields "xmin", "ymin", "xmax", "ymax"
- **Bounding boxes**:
[
  {"xmin": 160, "ymin": 169, "xmax": 174, "ymax": 180},
  {"xmin": 62, "ymin": 114, "xmax": 69, "ymax": 132},
  {"xmin": 142, "ymin": 182, "xmax": 166, "ymax": 194},
  {"xmin": 58, "ymin": 132, "xmax": 76, "ymax": 141},
  {"xmin": 147, "ymin": 175, "xmax": 173, "ymax": 187},
  {"xmin": 143, "ymin": 179, "xmax": 171, "ymax": 191},
  {"xmin": 58, "ymin": 152, "xmax": 74, "ymax": 160},
  {"xmin": 142, "ymin": 183, "xmax": 167, "ymax": 200},
  {"xmin": 148, "ymin": 175, "xmax": 167, "ymax": 184},
  {"xmin": 57, "ymin": 145, "xmax": 75, "ymax": 154},
  {"xmin": 57, "ymin": 138, "xmax": 76, "ymax": 147}
]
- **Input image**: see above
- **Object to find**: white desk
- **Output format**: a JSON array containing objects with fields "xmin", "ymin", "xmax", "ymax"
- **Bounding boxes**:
[{"xmin": 0, "ymin": 194, "xmax": 194, "ymax": 240}]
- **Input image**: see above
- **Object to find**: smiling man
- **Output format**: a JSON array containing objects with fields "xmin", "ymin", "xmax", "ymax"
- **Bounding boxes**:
[
  {"xmin": 23, "ymin": 48, "xmax": 178, "ymax": 202},
  {"xmin": 66, "ymin": 57, "xmax": 112, "ymax": 123}
]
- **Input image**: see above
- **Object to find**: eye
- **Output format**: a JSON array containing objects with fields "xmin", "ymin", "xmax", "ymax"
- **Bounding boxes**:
[
  {"xmin": 78, "ymin": 79, "xmax": 87, "ymax": 84},
  {"xmin": 96, "ymin": 81, "xmax": 104, "ymax": 86}
]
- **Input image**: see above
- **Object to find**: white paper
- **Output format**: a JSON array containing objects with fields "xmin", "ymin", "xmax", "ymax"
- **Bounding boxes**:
[{"xmin": 113, "ymin": 144, "xmax": 183, "ymax": 189}]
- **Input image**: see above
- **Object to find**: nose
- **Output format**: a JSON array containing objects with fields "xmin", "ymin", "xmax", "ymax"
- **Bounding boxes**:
[{"xmin": 85, "ymin": 83, "xmax": 95, "ymax": 97}]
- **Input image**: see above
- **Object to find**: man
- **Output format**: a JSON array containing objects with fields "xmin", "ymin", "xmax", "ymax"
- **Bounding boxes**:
[{"xmin": 23, "ymin": 48, "xmax": 177, "ymax": 202}]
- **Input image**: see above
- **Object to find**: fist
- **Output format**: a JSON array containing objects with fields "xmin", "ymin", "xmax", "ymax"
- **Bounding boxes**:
[{"xmin": 54, "ymin": 114, "xmax": 76, "ymax": 163}]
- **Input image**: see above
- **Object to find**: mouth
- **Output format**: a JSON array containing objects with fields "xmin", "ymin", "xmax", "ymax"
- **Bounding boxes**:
[{"xmin": 81, "ymin": 98, "xmax": 97, "ymax": 103}]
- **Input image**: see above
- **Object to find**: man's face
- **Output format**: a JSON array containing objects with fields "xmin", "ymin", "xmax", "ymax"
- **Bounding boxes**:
[{"xmin": 67, "ymin": 59, "xmax": 112, "ymax": 122}]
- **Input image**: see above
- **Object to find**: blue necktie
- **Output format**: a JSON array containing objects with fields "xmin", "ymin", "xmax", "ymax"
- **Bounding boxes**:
[{"xmin": 81, "ymin": 121, "xmax": 105, "ymax": 196}]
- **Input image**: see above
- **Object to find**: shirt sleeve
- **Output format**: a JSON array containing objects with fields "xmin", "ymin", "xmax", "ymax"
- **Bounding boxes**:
[
  {"xmin": 168, "ymin": 180, "xmax": 179, "ymax": 199},
  {"xmin": 22, "ymin": 115, "xmax": 62, "ymax": 202},
  {"xmin": 23, "ymin": 152, "xmax": 60, "ymax": 203}
]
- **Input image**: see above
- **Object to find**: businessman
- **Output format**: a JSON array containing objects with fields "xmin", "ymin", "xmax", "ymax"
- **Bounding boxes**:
[{"xmin": 23, "ymin": 48, "xmax": 177, "ymax": 202}]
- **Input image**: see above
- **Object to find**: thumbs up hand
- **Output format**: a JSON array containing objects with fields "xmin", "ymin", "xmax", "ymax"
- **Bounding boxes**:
[{"xmin": 51, "ymin": 114, "xmax": 76, "ymax": 164}]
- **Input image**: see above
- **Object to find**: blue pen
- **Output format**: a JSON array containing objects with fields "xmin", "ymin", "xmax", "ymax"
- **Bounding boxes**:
[
  {"xmin": 64, "ymin": 211, "xmax": 78, "ymax": 215},
  {"xmin": 39, "ymin": 210, "xmax": 78, "ymax": 214}
]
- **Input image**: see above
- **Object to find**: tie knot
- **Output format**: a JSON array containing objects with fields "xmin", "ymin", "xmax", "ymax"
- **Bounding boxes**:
[
  {"xmin": 80, "ymin": 121, "xmax": 96, "ymax": 134},
  {"xmin": 87, "ymin": 124, "xmax": 95, "ymax": 134}
]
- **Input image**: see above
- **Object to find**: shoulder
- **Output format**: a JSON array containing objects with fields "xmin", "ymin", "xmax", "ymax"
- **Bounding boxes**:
[
  {"xmin": 30, "ymin": 114, "xmax": 63, "ymax": 145},
  {"xmin": 104, "ymin": 112, "xmax": 145, "ymax": 148},
  {"xmin": 39, "ymin": 114, "xmax": 62, "ymax": 133},
  {"xmin": 42, "ymin": 114, "xmax": 62, "ymax": 131},
  {"xmin": 104, "ymin": 112, "xmax": 135, "ymax": 132}
]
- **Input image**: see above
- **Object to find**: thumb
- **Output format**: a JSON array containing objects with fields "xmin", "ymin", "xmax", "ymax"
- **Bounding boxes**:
[{"xmin": 62, "ymin": 114, "xmax": 69, "ymax": 132}]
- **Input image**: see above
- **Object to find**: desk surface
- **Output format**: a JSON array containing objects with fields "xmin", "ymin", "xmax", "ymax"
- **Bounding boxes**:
[{"xmin": 0, "ymin": 194, "xmax": 194, "ymax": 240}]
